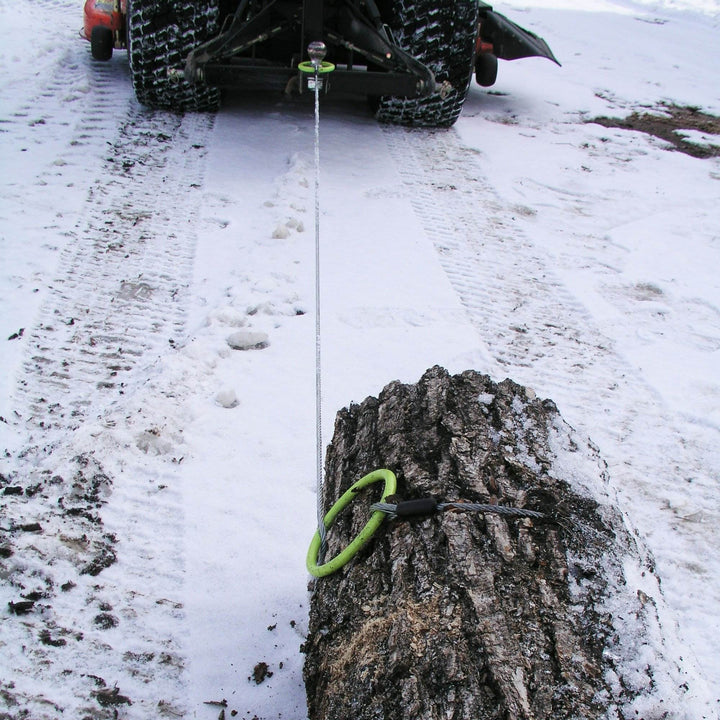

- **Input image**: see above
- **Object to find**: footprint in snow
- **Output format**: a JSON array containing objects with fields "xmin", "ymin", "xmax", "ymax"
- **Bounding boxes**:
[{"xmin": 226, "ymin": 331, "xmax": 269, "ymax": 350}]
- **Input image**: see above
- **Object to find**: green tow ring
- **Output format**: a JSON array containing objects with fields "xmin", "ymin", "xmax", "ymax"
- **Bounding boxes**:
[
  {"xmin": 297, "ymin": 60, "xmax": 336, "ymax": 74},
  {"xmin": 307, "ymin": 469, "xmax": 397, "ymax": 577}
]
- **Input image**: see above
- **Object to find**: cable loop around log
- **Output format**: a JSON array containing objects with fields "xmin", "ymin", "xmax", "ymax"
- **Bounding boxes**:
[{"xmin": 307, "ymin": 469, "xmax": 397, "ymax": 578}]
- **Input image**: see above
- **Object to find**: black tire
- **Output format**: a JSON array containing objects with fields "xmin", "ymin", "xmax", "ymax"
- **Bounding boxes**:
[
  {"xmin": 127, "ymin": 0, "xmax": 221, "ymax": 112},
  {"xmin": 375, "ymin": 0, "xmax": 479, "ymax": 128},
  {"xmin": 475, "ymin": 52, "xmax": 498, "ymax": 87},
  {"xmin": 91, "ymin": 25, "xmax": 114, "ymax": 62}
]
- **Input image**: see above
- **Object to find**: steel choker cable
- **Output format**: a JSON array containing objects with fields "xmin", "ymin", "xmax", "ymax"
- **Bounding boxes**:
[
  {"xmin": 301, "ymin": 46, "xmax": 399, "ymax": 579},
  {"xmin": 370, "ymin": 498, "xmax": 546, "ymax": 521},
  {"xmin": 305, "ymin": 41, "xmax": 334, "ymax": 563}
]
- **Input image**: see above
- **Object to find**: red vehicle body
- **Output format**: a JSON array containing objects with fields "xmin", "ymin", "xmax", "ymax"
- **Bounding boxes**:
[{"xmin": 82, "ymin": 0, "xmax": 126, "ymax": 61}]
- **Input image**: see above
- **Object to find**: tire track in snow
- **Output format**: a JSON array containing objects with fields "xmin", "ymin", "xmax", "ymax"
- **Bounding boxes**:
[
  {"xmin": 17, "ymin": 108, "xmax": 210, "ymax": 432},
  {"xmin": 383, "ymin": 125, "xmax": 719, "ymax": 690},
  {"xmin": 0, "ymin": 0, "xmax": 118, "ymax": 150},
  {"xmin": 1, "ymin": 51, "xmax": 128, "ymax": 209},
  {"xmin": 0, "ymin": 31, "xmax": 134, "ymax": 359},
  {"xmin": 2, "ymin": 101, "xmax": 214, "ymax": 718}
]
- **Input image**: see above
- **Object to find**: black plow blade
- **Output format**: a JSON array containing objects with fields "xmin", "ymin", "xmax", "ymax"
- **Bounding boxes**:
[{"xmin": 479, "ymin": 5, "xmax": 561, "ymax": 65}]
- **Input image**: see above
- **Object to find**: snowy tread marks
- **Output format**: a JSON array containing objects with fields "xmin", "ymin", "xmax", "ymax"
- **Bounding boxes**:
[
  {"xmin": 128, "ymin": 0, "xmax": 221, "ymax": 111},
  {"xmin": 375, "ymin": 0, "xmax": 478, "ymax": 127},
  {"xmin": 3, "ymin": 108, "xmax": 213, "ymax": 718},
  {"xmin": 18, "ymin": 109, "xmax": 211, "ymax": 428},
  {"xmin": 0, "ymin": 50, "xmax": 128, "ymax": 192}
]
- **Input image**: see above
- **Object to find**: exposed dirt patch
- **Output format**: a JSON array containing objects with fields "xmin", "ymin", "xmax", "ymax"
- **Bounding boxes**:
[
  {"xmin": 590, "ymin": 103, "xmax": 720, "ymax": 158},
  {"xmin": 250, "ymin": 661, "xmax": 273, "ymax": 684}
]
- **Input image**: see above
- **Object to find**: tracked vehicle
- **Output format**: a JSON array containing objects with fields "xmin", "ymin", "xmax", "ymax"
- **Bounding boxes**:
[{"xmin": 83, "ymin": 0, "xmax": 558, "ymax": 127}]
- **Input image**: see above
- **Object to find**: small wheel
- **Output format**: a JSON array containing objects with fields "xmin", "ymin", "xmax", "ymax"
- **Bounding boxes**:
[
  {"xmin": 475, "ymin": 52, "xmax": 498, "ymax": 87},
  {"xmin": 91, "ymin": 25, "xmax": 114, "ymax": 61}
]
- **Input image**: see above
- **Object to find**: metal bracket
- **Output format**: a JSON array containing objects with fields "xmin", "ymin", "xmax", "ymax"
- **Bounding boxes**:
[{"xmin": 180, "ymin": 0, "xmax": 435, "ymax": 98}]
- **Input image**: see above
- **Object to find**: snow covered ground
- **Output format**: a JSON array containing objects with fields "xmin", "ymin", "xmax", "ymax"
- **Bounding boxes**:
[{"xmin": 1, "ymin": 0, "xmax": 718, "ymax": 718}]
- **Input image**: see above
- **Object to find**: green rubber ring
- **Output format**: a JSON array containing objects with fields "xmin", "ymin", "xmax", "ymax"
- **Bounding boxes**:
[
  {"xmin": 298, "ymin": 60, "xmax": 336, "ymax": 74},
  {"xmin": 307, "ymin": 469, "xmax": 397, "ymax": 577}
]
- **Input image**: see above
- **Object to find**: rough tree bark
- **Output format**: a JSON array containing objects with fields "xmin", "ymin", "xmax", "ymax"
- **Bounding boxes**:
[{"xmin": 303, "ymin": 366, "xmax": 694, "ymax": 720}]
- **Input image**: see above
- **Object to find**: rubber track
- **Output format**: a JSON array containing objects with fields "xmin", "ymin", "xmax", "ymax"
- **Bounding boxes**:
[
  {"xmin": 128, "ymin": 0, "xmax": 220, "ymax": 111},
  {"xmin": 375, "ymin": 0, "xmax": 478, "ymax": 127}
]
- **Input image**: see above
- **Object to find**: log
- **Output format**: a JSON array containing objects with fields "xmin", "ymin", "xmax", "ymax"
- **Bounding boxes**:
[{"xmin": 303, "ymin": 366, "xmax": 692, "ymax": 720}]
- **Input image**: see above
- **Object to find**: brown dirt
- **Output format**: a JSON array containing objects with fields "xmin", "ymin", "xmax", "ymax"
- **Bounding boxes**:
[{"xmin": 590, "ymin": 102, "xmax": 720, "ymax": 158}]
